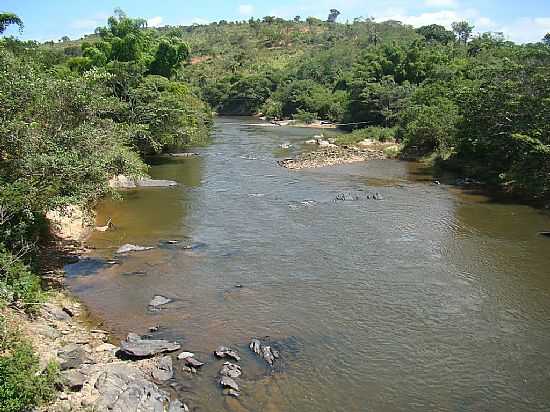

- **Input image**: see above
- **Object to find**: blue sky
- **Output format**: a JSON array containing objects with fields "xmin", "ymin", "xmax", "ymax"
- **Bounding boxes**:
[{"xmin": 2, "ymin": 0, "xmax": 550, "ymax": 43}]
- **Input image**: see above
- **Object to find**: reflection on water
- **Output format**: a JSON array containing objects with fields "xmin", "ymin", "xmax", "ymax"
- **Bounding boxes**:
[{"xmin": 68, "ymin": 117, "xmax": 550, "ymax": 412}]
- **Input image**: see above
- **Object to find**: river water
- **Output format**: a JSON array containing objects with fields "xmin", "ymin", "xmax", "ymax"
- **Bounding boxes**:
[{"xmin": 67, "ymin": 117, "xmax": 550, "ymax": 411}]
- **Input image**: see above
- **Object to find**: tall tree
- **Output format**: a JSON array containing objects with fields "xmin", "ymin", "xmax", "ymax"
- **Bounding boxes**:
[
  {"xmin": 0, "ymin": 13, "xmax": 23, "ymax": 34},
  {"xmin": 543, "ymin": 33, "xmax": 550, "ymax": 46},
  {"xmin": 327, "ymin": 9, "xmax": 341, "ymax": 23},
  {"xmin": 452, "ymin": 21, "xmax": 474, "ymax": 44}
]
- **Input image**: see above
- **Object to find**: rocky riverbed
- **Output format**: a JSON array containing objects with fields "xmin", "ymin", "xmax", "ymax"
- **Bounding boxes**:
[{"xmin": 277, "ymin": 145, "xmax": 388, "ymax": 169}]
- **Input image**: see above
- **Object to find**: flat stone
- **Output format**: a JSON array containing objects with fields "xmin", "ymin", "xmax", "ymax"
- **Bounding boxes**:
[
  {"xmin": 219, "ymin": 376, "xmax": 239, "ymax": 391},
  {"xmin": 177, "ymin": 351, "xmax": 195, "ymax": 360},
  {"xmin": 168, "ymin": 400, "xmax": 190, "ymax": 412},
  {"xmin": 219, "ymin": 362, "xmax": 242, "ymax": 378},
  {"xmin": 92, "ymin": 364, "xmax": 169, "ymax": 411},
  {"xmin": 183, "ymin": 356, "xmax": 204, "ymax": 368},
  {"xmin": 95, "ymin": 343, "xmax": 117, "ymax": 352},
  {"xmin": 43, "ymin": 303, "xmax": 71, "ymax": 321},
  {"xmin": 151, "ymin": 356, "xmax": 173, "ymax": 381},
  {"xmin": 136, "ymin": 179, "xmax": 178, "ymax": 188},
  {"xmin": 63, "ymin": 369, "xmax": 87, "ymax": 391},
  {"xmin": 116, "ymin": 244, "xmax": 155, "ymax": 254},
  {"xmin": 215, "ymin": 346, "xmax": 240, "ymax": 361},
  {"xmin": 58, "ymin": 344, "xmax": 92, "ymax": 370},
  {"xmin": 35, "ymin": 324, "xmax": 62, "ymax": 339},
  {"xmin": 149, "ymin": 295, "xmax": 172, "ymax": 308},
  {"xmin": 118, "ymin": 333, "xmax": 180, "ymax": 359}
]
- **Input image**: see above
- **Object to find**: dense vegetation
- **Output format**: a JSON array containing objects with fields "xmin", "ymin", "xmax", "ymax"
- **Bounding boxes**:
[
  {"xmin": 1, "ymin": 8, "xmax": 550, "ymax": 409},
  {"xmin": 0, "ymin": 10, "xmax": 213, "ymax": 409},
  {"xmin": 165, "ymin": 17, "xmax": 549, "ymax": 200}
]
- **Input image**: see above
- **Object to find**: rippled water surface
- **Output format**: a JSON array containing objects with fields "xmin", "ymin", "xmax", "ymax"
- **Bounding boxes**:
[{"xmin": 68, "ymin": 117, "xmax": 550, "ymax": 411}]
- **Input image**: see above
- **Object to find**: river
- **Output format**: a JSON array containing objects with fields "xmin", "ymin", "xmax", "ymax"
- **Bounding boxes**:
[{"xmin": 66, "ymin": 117, "xmax": 550, "ymax": 411}]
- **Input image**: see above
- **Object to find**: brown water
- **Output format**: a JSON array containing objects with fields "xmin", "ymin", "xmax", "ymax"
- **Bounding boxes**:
[{"xmin": 67, "ymin": 117, "xmax": 550, "ymax": 412}]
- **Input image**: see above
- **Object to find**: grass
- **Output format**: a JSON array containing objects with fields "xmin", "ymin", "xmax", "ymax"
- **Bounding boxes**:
[{"xmin": 0, "ymin": 315, "xmax": 60, "ymax": 412}]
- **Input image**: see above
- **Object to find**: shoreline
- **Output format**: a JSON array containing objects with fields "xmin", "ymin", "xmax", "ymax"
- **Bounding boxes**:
[{"xmin": 7, "ymin": 202, "xmax": 191, "ymax": 411}]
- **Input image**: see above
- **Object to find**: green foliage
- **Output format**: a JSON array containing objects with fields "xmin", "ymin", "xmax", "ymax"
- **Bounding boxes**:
[
  {"xmin": 400, "ymin": 97, "xmax": 461, "ymax": 155},
  {"xmin": 0, "ymin": 246, "xmax": 43, "ymax": 310},
  {"xmin": 333, "ymin": 127, "xmax": 397, "ymax": 145},
  {"xmin": 293, "ymin": 109, "xmax": 317, "ymax": 124},
  {"xmin": 0, "ymin": 317, "xmax": 60, "ymax": 412},
  {"xmin": 452, "ymin": 21, "xmax": 474, "ymax": 44},
  {"xmin": 416, "ymin": 25, "xmax": 455, "ymax": 44},
  {"xmin": 0, "ymin": 13, "xmax": 23, "ymax": 34},
  {"xmin": 127, "ymin": 75, "xmax": 212, "ymax": 153},
  {"xmin": 149, "ymin": 37, "xmax": 190, "ymax": 78}
]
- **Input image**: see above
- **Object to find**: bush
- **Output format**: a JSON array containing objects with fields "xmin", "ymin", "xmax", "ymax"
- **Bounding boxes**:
[
  {"xmin": 0, "ymin": 246, "xmax": 43, "ymax": 310},
  {"xmin": 0, "ymin": 316, "xmax": 59, "ymax": 412},
  {"xmin": 400, "ymin": 97, "xmax": 461, "ymax": 155},
  {"xmin": 293, "ymin": 109, "xmax": 317, "ymax": 124},
  {"xmin": 333, "ymin": 126, "xmax": 397, "ymax": 145}
]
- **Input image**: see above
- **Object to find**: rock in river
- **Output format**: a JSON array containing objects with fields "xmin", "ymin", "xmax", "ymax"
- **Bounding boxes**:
[
  {"xmin": 149, "ymin": 295, "xmax": 172, "ymax": 308},
  {"xmin": 219, "ymin": 376, "xmax": 240, "ymax": 392},
  {"xmin": 151, "ymin": 356, "xmax": 173, "ymax": 381},
  {"xmin": 219, "ymin": 362, "xmax": 242, "ymax": 378},
  {"xmin": 215, "ymin": 346, "xmax": 241, "ymax": 361},
  {"xmin": 116, "ymin": 244, "xmax": 155, "ymax": 254},
  {"xmin": 250, "ymin": 338, "xmax": 280, "ymax": 366},
  {"xmin": 118, "ymin": 333, "xmax": 181, "ymax": 359}
]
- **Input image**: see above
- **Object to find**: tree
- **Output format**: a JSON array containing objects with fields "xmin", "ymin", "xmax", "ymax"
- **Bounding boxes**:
[
  {"xmin": 452, "ymin": 21, "xmax": 474, "ymax": 44},
  {"xmin": 327, "ymin": 9, "xmax": 341, "ymax": 23},
  {"xmin": 0, "ymin": 13, "xmax": 23, "ymax": 34},
  {"xmin": 149, "ymin": 38, "xmax": 190, "ymax": 78},
  {"xmin": 60, "ymin": 35, "xmax": 71, "ymax": 42},
  {"xmin": 416, "ymin": 24, "xmax": 455, "ymax": 44},
  {"xmin": 543, "ymin": 33, "xmax": 550, "ymax": 46}
]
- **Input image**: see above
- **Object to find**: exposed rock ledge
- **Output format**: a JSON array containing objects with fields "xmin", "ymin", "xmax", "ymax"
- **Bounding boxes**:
[
  {"xmin": 109, "ymin": 174, "xmax": 178, "ymax": 189},
  {"xmin": 3, "ymin": 294, "xmax": 189, "ymax": 411},
  {"xmin": 278, "ymin": 146, "xmax": 386, "ymax": 170},
  {"xmin": 46, "ymin": 205, "xmax": 94, "ymax": 242}
]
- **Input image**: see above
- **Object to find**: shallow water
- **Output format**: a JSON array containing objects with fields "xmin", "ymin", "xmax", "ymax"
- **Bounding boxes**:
[{"xmin": 68, "ymin": 117, "xmax": 550, "ymax": 411}]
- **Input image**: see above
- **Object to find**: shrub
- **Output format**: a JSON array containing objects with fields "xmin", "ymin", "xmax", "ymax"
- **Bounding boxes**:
[
  {"xmin": 0, "ymin": 316, "xmax": 59, "ymax": 412},
  {"xmin": 333, "ymin": 126, "xmax": 397, "ymax": 145}
]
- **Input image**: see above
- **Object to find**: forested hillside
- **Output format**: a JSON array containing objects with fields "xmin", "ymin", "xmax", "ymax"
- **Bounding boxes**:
[{"xmin": 170, "ymin": 17, "xmax": 549, "ymax": 201}]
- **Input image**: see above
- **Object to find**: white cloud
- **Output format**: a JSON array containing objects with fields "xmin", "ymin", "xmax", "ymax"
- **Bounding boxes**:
[
  {"xmin": 147, "ymin": 16, "xmax": 163, "ymax": 27},
  {"xmin": 424, "ymin": 0, "xmax": 458, "ymax": 8},
  {"xmin": 70, "ymin": 19, "xmax": 101, "ymax": 30},
  {"xmin": 498, "ymin": 17, "xmax": 550, "ymax": 43},
  {"xmin": 239, "ymin": 4, "xmax": 254, "ymax": 16}
]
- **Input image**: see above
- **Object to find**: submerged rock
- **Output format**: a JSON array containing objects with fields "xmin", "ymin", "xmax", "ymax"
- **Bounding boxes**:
[
  {"xmin": 110, "ymin": 174, "xmax": 178, "ymax": 188},
  {"xmin": 148, "ymin": 295, "xmax": 172, "ymax": 308},
  {"xmin": 118, "ymin": 333, "xmax": 180, "ymax": 359},
  {"xmin": 219, "ymin": 376, "xmax": 240, "ymax": 391},
  {"xmin": 116, "ymin": 244, "xmax": 155, "ymax": 254},
  {"xmin": 223, "ymin": 388, "xmax": 240, "ymax": 398},
  {"xmin": 249, "ymin": 338, "xmax": 280, "ymax": 367},
  {"xmin": 215, "ymin": 346, "xmax": 241, "ymax": 361}
]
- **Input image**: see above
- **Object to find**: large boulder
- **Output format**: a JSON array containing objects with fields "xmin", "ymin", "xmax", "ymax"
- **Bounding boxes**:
[{"xmin": 118, "ymin": 333, "xmax": 180, "ymax": 359}]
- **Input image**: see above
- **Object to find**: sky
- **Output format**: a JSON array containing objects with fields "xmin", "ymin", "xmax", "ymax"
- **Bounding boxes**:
[{"xmin": 2, "ymin": 0, "xmax": 550, "ymax": 44}]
